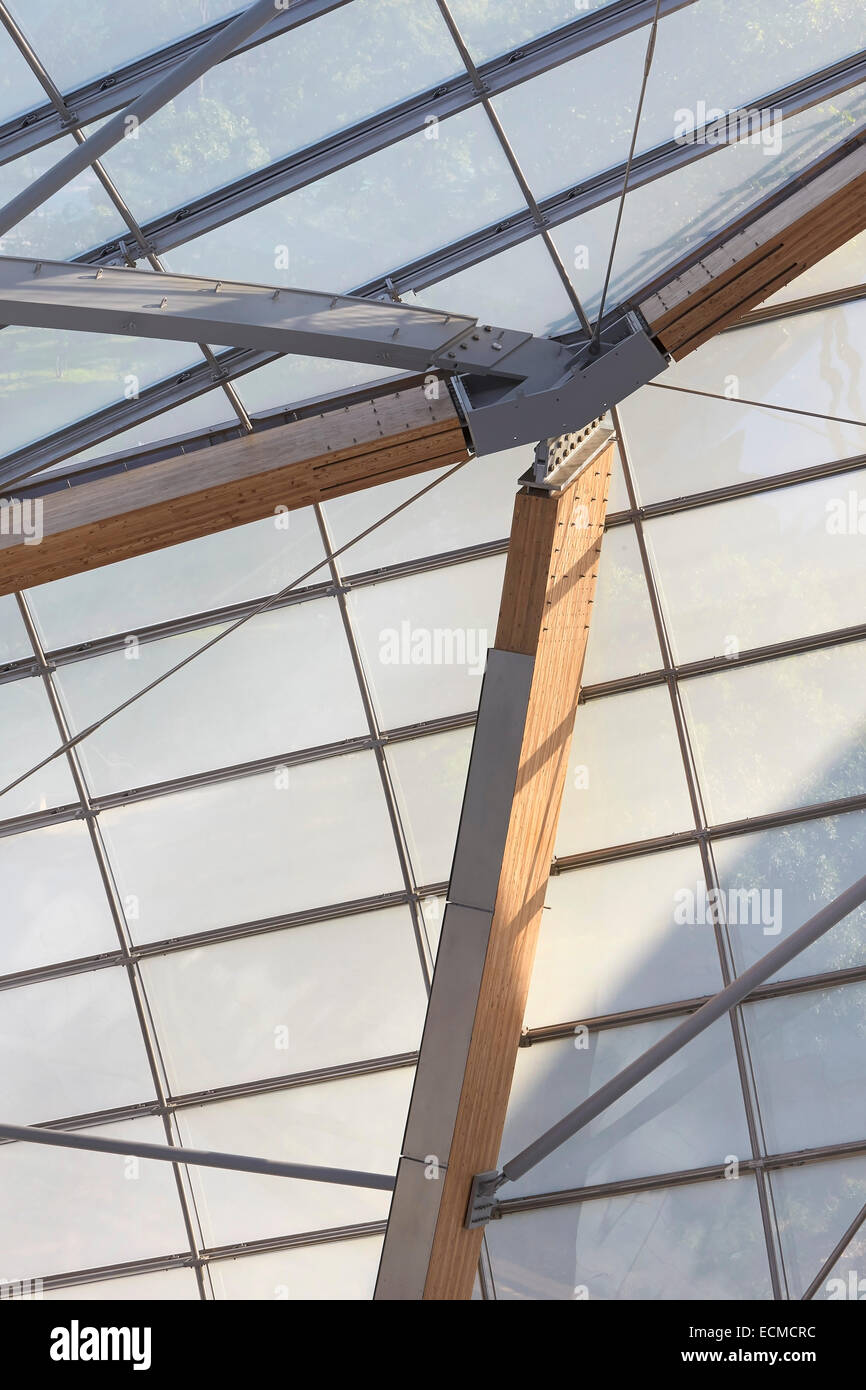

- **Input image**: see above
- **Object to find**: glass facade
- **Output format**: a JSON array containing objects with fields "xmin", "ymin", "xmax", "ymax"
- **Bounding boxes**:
[{"xmin": 0, "ymin": 0, "xmax": 863, "ymax": 1302}]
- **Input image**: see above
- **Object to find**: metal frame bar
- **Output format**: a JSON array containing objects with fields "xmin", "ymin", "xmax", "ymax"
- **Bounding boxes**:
[{"xmin": 0, "ymin": 1121, "xmax": 395, "ymax": 1190}]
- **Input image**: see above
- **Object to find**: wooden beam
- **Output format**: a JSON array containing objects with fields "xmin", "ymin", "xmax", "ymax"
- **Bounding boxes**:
[
  {"xmin": 0, "ymin": 383, "xmax": 467, "ymax": 594},
  {"xmin": 376, "ymin": 437, "xmax": 613, "ymax": 1300},
  {"xmin": 638, "ymin": 135, "xmax": 866, "ymax": 359}
]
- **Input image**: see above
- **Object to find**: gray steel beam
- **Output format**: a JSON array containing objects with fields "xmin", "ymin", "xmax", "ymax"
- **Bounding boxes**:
[
  {"xmin": 0, "ymin": 1120, "xmax": 395, "ymax": 1191},
  {"xmin": 0, "ymin": 256, "xmax": 558, "ymax": 377},
  {"xmin": 375, "ymin": 650, "xmax": 535, "ymax": 1300},
  {"xmin": 487, "ymin": 870, "xmax": 866, "ymax": 1199},
  {"xmin": 0, "ymin": 0, "xmax": 288, "ymax": 238},
  {"xmin": 0, "ymin": 2, "xmax": 352, "ymax": 168}
]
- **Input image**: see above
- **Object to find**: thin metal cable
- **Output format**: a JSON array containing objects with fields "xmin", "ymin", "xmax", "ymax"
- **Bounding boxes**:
[
  {"xmin": 650, "ymin": 380, "xmax": 866, "ymax": 428},
  {"xmin": 591, "ymin": 0, "xmax": 664, "ymax": 350},
  {"xmin": 0, "ymin": 457, "xmax": 469, "ymax": 805}
]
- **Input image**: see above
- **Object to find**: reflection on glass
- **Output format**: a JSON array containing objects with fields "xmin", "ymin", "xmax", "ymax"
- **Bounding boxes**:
[
  {"xmin": 769, "ymin": 1155, "xmax": 866, "ymax": 1299},
  {"xmin": 208, "ymin": 1236, "xmax": 383, "ymax": 1300},
  {"xmin": 487, "ymin": 1178, "xmax": 771, "ymax": 1299},
  {"xmin": 385, "ymin": 726, "xmax": 473, "ymax": 885}
]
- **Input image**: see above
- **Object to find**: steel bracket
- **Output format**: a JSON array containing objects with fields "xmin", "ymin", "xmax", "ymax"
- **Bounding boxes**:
[
  {"xmin": 521, "ymin": 421, "xmax": 615, "ymax": 495},
  {"xmin": 465, "ymin": 1169, "xmax": 502, "ymax": 1229}
]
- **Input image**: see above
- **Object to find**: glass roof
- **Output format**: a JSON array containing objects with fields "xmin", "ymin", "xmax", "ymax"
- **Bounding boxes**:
[{"xmin": 0, "ymin": 0, "xmax": 864, "ymax": 1303}]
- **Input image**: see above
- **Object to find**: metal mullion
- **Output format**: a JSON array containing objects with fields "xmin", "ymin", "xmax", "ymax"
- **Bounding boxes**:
[
  {"xmin": 313, "ymin": 504, "xmax": 434, "ymax": 989},
  {"xmin": 496, "ymin": 1135, "xmax": 866, "ymax": 1215},
  {"xmin": 13, "ymin": 592, "xmax": 211, "ymax": 1299},
  {"xmin": 612, "ymin": 408, "xmax": 786, "ymax": 1298}
]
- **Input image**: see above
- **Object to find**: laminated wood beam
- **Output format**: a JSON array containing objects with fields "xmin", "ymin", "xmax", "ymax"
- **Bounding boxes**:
[
  {"xmin": 0, "ymin": 383, "xmax": 468, "ymax": 594},
  {"xmin": 375, "ymin": 436, "xmax": 614, "ymax": 1301}
]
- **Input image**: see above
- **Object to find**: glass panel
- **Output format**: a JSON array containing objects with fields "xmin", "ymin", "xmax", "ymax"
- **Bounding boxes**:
[
  {"xmin": 5, "ymin": 0, "xmax": 243, "ymax": 92},
  {"xmin": 28, "ymin": 508, "xmax": 327, "ymax": 649},
  {"xmin": 581, "ymin": 524, "xmax": 660, "ymax": 686},
  {"xmin": 495, "ymin": 0, "xmax": 866, "ymax": 202},
  {"xmin": 100, "ymin": 753, "xmax": 404, "ymax": 944},
  {"xmin": 527, "ymin": 846, "xmax": 722, "ymax": 1027},
  {"xmin": 682, "ymin": 641, "xmax": 866, "ymax": 824},
  {"xmin": 745, "ymin": 983, "xmax": 866, "ymax": 1155},
  {"xmin": 448, "ymin": 0, "xmax": 619, "ymax": 63},
  {"xmin": 761, "ymin": 229, "xmax": 866, "ymax": 307},
  {"xmin": 385, "ymin": 726, "xmax": 473, "ymax": 885},
  {"xmin": 100, "ymin": 0, "xmax": 461, "ymax": 222},
  {"xmin": 177, "ymin": 1068, "xmax": 414, "ymax": 1244},
  {"xmin": 167, "ymin": 107, "xmax": 525, "ymax": 292},
  {"xmin": 713, "ymin": 813, "xmax": 866, "ymax": 984},
  {"xmin": 42, "ymin": 1268, "xmax": 200, "ymax": 1300},
  {"xmin": 0, "ymin": 820, "xmax": 118, "ymax": 976},
  {"xmin": 234, "ymin": 357, "xmax": 402, "ymax": 418},
  {"xmin": 769, "ymin": 1155, "xmax": 866, "ymax": 1300},
  {"xmin": 487, "ymin": 1177, "xmax": 771, "ymax": 1300},
  {"xmin": 325, "ymin": 453, "xmax": 518, "ymax": 573},
  {"xmin": 0, "ymin": 596, "xmax": 32, "ymax": 664},
  {"xmin": 555, "ymin": 685, "xmax": 694, "ymax": 856},
  {"xmin": 0, "ymin": 138, "xmax": 124, "ymax": 260},
  {"xmin": 348, "ymin": 556, "xmax": 504, "ymax": 728},
  {"xmin": 0, "ymin": 966, "xmax": 155, "ymax": 1122},
  {"xmin": 53, "ymin": 598, "xmax": 368, "ymax": 793},
  {"xmin": 420, "ymin": 892, "xmax": 445, "ymax": 962},
  {"xmin": 550, "ymin": 85, "xmax": 866, "ymax": 320},
  {"xmin": 645, "ymin": 468, "xmax": 866, "ymax": 663},
  {"xmin": 0, "ymin": 25, "xmax": 47, "ymax": 122},
  {"xmin": 410, "ymin": 235, "xmax": 582, "ymax": 336},
  {"xmin": 0, "ymin": 324, "xmax": 206, "ymax": 460},
  {"xmin": 0, "ymin": 675, "xmax": 78, "ymax": 821},
  {"xmin": 209, "ymin": 1236, "xmax": 383, "ymax": 1300},
  {"xmin": 816, "ymin": 1227, "xmax": 866, "ymax": 1301},
  {"xmin": 0, "ymin": 1116, "xmax": 190, "ymax": 1281},
  {"xmin": 141, "ymin": 907, "xmax": 427, "ymax": 1093},
  {"xmin": 500, "ymin": 1016, "xmax": 749, "ymax": 1194},
  {"xmin": 619, "ymin": 301, "xmax": 866, "ymax": 505}
]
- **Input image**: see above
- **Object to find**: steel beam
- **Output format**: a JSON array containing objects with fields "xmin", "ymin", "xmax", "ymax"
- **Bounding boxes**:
[
  {"xmin": 0, "ymin": 1120, "xmax": 394, "ymax": 1190},
  {"xmin": 0, "ymin": 0, "xmax": 287, "ymax": 238}
]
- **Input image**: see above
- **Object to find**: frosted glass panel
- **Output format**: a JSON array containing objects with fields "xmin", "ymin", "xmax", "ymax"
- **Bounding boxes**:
[
  {"xmin": 528, "ymin": 846, "xmax": 722, "ymax": 1026},
  {"xmin": 646, "ymin": 469, "xmax": 866, "ymax": 662},
  {"xmin": 325, "ymin": 452, "xmax": 518, "ymax": 572},
  {"xmin": 100, "ymin": 753, "xmax": 404, "ymax": 943},
  {"xmin": 178, "ymin": 1068, "xmax": 413, "ymax": 1244},
  {"xmin": 0, "ymin": 820, "xmax": 117, "ymax": 976},
  {"xmin": 0, "ymin": 676, "xmax": 78, "ymax": 822},
  {"xmin": 713, "ymin": 813, "xmax": 866, "ymax": 983},
  {"xmin": 411, "ymin": 235, "xmax": 581, "ymax": 336},
  {"xmin": 0, "ymin": 967, "xmax": 154, "ymax": 1123},
  {"xmin": 448, "ymin": 0, "xmax": 617, "ymax": 62},
  {"xmin": 28, "ymin": 507, "xmax": 327, "ymax": 648},
  {"xmin": 0, "ymin": 1116, "xmax": 189, "ymax": 1281},
  {"xmin": 142, "ymin": 907, "xmax": 426, "ymax": 1092},
  {"xmin": 619, "ymin": 299, "xmax": 866, "ymax": 505},
  {"xmin": 745, "ymin": 984, "xmax": 866, "ymax": 1155},
  {"xmin": 100, "ymin": 0, "xmax": 460, "ymax": 221},
  {"xmin": 209, "ymin": 1236, "xmax": 383, "ymax": 1300},
  {"xmin": 762, "ymin": 229, "xmax": 866, "ymax": 307},
  {"xmin": 682, "ymin": 642, "xmax": 866, "ymax": 824},
  {"xmin": 42, "ymin": 1269, "xmax": 200, "ymax": 1301},
  {"xmin": 0, "ymin": 596, "xmax": 32, "ymax": 664},
  {"xmin": 501, "ymin": 1017, "xmax": 749, "ymax": 1194},
  {"xmin": 0, "ymin": 139, "xmax": 123, "ymax": 261},
  {"xmin": 349, "ymin": 556, "xmax": 504, "ymax": 728},
  {"xmin": 769, "ymin": 1155, "xmax": 866, "ymax": 1299},
  {"xmin": 581, "ymin": 524, "xmax": 660, "ymax": 686},
  {"xmin": 54, "ymin": 599, "xmax": 367, "ymax": 793},
  {"xmin": 386, "ymin": 727, "xmax": 473, "ymax": 885},
  {"xmin": 556, "ymin": 685, "xmax": 694, "ymax": 855},
  {"xmin": 488, "ymin": 1178, "xmax": 771, "ymax": 1300},
  {"xmin": 168, "ymin": 108, "xmax": 524, "ymax": 292}
]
